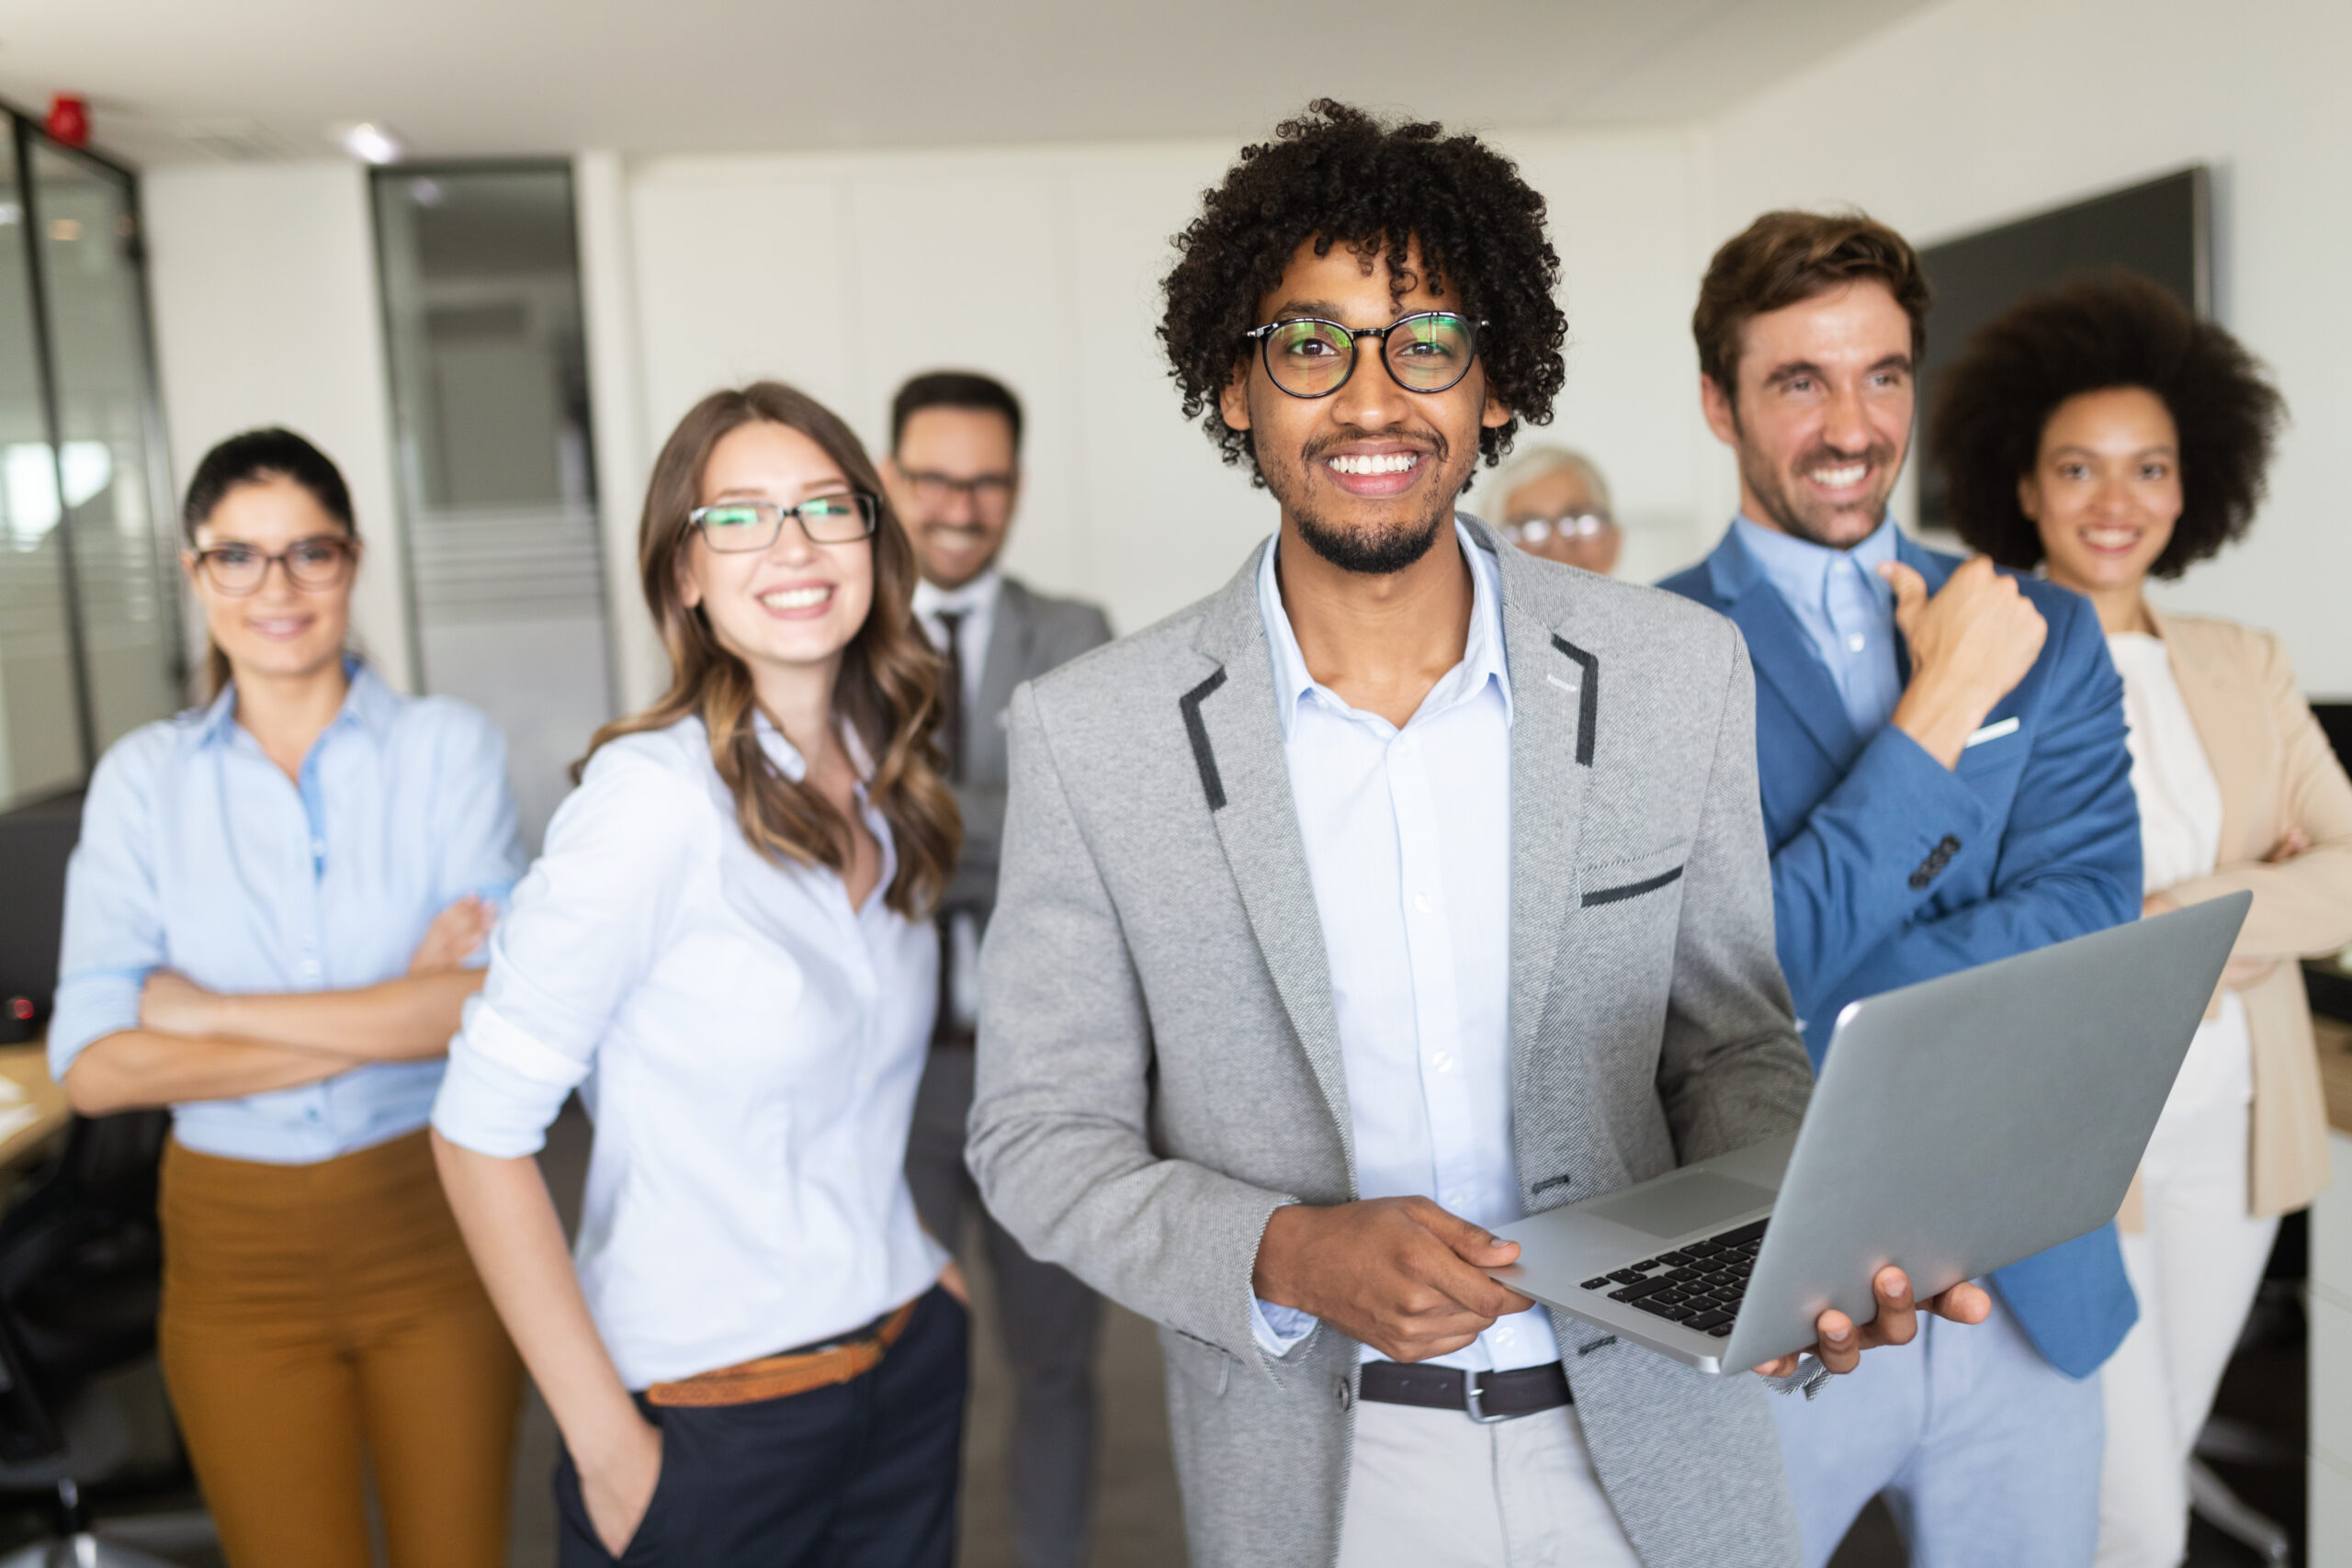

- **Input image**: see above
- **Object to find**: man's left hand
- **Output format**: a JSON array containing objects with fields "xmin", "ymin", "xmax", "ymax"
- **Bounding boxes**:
[{"xmin": 1749, "ymin": 1267, "xmax": 1991, "ymax": 1379}]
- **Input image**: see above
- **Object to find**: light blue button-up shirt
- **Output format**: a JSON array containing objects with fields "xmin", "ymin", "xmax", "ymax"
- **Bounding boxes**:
[
  {"xmin": 50, "ymin": 663, "xmax": 525, "ymax": 1164},
  {"xmin": 1732, "ymin": 513, "xmax": 1904, "ymax": 735},
  {"xmin": 1249, "ymin": 522, "xmax": 1561, "ymax": 1373}
]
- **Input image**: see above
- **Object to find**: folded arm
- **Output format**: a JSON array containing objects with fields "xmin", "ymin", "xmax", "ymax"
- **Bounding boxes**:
[{"xmin": 62, "ymin": 1029, "xmax": 363, "ymax": 1116}]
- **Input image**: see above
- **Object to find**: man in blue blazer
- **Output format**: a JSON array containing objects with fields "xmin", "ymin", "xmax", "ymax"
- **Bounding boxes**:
[{"xmin": 1658, "ymin": 211, "xmax": 2142, "ymax": 1566}]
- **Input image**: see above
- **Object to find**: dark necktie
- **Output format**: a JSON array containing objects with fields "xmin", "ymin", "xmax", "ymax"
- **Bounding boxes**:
[{"xmin": 933, "ymin": 610, "xmax": 967, "ymax": 784}]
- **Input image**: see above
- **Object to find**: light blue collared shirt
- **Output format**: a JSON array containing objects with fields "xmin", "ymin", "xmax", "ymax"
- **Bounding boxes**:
[
  {"xmin": 1731, "ymin": 513, "xmax": 1904, "ymax": 736},
  {"xmin": 1249, "ymin": 521, "xmax": 1561, "ymax": 1373},
  {"xmin": 50, "ymin": 663, "xmax": 525, "ymax": 1164}
]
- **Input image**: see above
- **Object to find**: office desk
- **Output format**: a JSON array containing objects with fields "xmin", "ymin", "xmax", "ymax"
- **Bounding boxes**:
[{"xmin": 2310, "ymin": 1017, "xmax": 2352, "ymax": 1558}]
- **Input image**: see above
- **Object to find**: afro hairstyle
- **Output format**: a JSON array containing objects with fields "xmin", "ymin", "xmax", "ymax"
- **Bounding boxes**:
[
  {"xmin": 1158, "ymin": 98, "xmax": 1566, "ymax": 483},
  {"xmin": 1930, "ymin": 269, "xmax": 2285, "ymax": 579}
]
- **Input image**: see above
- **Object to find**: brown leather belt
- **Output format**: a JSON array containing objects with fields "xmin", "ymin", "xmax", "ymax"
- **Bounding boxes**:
[
  {"xmin": 1358, "ymin": 1359, "xmax": 1571, "ymax": 1424},
  {"xmin": 646, "ymin": 1299, "xmax": 920, "ymax": 1408}
]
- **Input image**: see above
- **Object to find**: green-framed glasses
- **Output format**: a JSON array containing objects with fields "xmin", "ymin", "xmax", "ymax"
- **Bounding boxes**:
[
  {"xmin": 1243, "ymin": 310, "xmax": 1486, "ymax": 399},
  {"xmin": 687, "ymin": 492, "xmax": 880, "ymax": 552}
]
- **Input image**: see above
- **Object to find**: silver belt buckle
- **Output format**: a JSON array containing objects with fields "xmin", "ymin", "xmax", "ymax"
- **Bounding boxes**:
[{"xmin": 1463, "ymin": 1370, "xmax": 1510, "ymax": 1424}]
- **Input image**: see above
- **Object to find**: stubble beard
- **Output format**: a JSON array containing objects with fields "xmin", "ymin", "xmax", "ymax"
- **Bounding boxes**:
[
  {"xmin": 1737, "ymin": 434, "xmax": 1901, "ymax": 551},
  {"xmin": 1273, "ymin": 431, "xmax": 1465, "ymax": 577}
]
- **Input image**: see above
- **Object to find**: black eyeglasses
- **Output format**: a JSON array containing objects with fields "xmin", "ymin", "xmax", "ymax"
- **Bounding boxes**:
[
  {"xmin": 899, "ymin": 469, "xmax": 1015, "ymax": 518},
  {"xmin": 688, "ymin": 493, "xmax": 880, "ymax": 552},
  {"xmin": 1243, "ymin": 310, "xmax": 1487, "ymax": 399},
  {"xmin": 191, "ymin": 536, "xmax": 356, "ymax": 596}
]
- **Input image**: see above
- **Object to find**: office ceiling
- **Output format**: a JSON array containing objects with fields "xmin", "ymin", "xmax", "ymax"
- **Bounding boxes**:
[{"xmin": 0, "ymin": 0, "xmax": 1937, "ymax": 167}]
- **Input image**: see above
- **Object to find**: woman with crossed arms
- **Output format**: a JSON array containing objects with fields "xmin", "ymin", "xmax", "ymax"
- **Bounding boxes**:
[
  {"xmin": 52, "ymin": 428, "xmax": 526, "ymax": 1568},
  {"xmin": 1934, "ymin": 272, "xmax": 2352, "ymax": 1567},
  {"xmin": 431, "ymin": 381, "xmax": 967, "ymax": 1565}
]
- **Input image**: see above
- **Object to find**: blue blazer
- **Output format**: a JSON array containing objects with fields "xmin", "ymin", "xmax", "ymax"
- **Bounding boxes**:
[{"xmin": 1659, "ymin": 526, "xmax": 2143, "ymax": 1379}]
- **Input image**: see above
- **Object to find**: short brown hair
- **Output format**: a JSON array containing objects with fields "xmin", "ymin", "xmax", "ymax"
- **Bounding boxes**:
[
  {"xmin": 582, "ymin": 381, "xmax": 960, "ymax": 919},
  {"xmin": 1693, "ymin": 210, "xmax": 1930, "ymax": 398}
]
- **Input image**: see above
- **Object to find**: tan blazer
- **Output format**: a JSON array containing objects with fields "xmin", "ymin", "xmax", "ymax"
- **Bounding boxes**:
[{"xmin": 2132, "ymin": 611, "xmax": 2352, "ymax": 1220}]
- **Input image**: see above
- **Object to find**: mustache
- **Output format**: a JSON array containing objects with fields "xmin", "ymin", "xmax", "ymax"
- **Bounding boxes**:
[
  {"xmin": 1791, "ymin": 440, "xmax": 1899, "ymax": 476},
  {"xmin": 1302, "ymin": 427, "xmax": 1448, "ymax": 465}
]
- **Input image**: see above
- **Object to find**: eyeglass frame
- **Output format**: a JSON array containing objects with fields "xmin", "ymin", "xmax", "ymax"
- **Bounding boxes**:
[
  {"xmin": 685, "ymin": 492, "xmax": 882, "ymax": 552},
  {"xmin": 896, "ymin": 468, "xmax": 1017, "ymax": 516},
  {"xmin": 1241, "ymin": 310, "xmax": 1489, "ymax": 400},
  {"xmin": 1503, "ymin": 513, "xmax": 1616, "ymax": 547},
  {"xmin": 187, "ymin": 535, "xmax": 359, "ymax": 596}
]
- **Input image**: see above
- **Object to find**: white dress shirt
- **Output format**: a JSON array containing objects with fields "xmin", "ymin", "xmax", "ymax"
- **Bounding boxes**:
[
  {"xmin": 431, "ymin": 715, "xmax": 946, "ymax": 1390},
  {"xmin": 1251, "ymin": 522, "xmax": 1561, "ymax": 1373},
  {"xmin": 913, "ymin": 567, "xmax": 1002, "ymax": 1029}
]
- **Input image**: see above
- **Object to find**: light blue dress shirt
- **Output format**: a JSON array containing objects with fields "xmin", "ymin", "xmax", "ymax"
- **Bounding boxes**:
[
  {"xmin": 1731, "ymin": 513, "xmax": 1904, "ymax": 736},
  {"xmin": 1249, "ymin": 522, "xmax": 1562, "ymax": 1373},
  {"xmin": 50, "ymin": 663, "xmax": 525, "ymax": 1164}
]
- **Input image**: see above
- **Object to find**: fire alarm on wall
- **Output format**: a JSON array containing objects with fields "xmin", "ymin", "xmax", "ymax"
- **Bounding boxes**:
[{"xmin": 45, "ymin": 95, "xmax": 89, "ymax": 149}]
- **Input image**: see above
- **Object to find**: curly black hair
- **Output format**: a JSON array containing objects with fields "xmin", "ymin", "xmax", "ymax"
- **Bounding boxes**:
[
  {"xmin": 1159, "ymin": 99, "xmax": 1566, "ymax": 482},
  {"xmin": 1930, "ymin": 270, "xmax": 2285, "ymax": 579}
]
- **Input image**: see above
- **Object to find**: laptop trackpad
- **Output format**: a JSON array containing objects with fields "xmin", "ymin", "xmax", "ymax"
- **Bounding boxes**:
[{"xmin": 1579, "ymin": 1171, "xmax": 1774, "ymax": 1239}]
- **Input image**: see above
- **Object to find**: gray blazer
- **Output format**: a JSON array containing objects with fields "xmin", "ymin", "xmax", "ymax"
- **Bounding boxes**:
[
  {"xmin": 969, "ymin": 523, "xmax": 1811, "ymax": 1568},
  {"xmin": 945, "ymin": 576, "xmax": 1114, "ymax": 926}
]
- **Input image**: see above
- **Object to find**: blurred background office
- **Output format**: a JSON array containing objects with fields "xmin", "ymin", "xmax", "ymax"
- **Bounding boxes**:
[{"xmin": 0, "ymin": 0, "xmax": 2348, "ymax": 1564}]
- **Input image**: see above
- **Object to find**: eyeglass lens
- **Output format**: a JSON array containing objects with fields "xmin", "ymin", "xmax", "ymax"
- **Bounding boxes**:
[
  {"xmin": 1261, "ymin": 312, "xmax": 1476, "ymax": 398},
  {"xmin": 1507, "ymin": 514, "xmax": 1613, "ymax": 545},
  {"xmin": 198, "ymin": 537, "xmax": 354, "ymax": 595},
  {"xmin": 904, "ymin": 472, "xmax": 1013, "ymax": 516},
  {"xmin": 694, "ymin": 495, "xmax": 877, "ymax": 552}
]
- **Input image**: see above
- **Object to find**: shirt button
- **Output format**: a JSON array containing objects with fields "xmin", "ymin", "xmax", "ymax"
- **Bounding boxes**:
[
  {"xmin": 1432, "ymin": 1051, "xmax": 1454, "ymax": 1073},
  {"xmin": 1846, "ymin": 634, "xmax": 1866, "ymax": 652},
  {"xmin": 1395, "ymin": 738, "xmax": 1417, "ymax": 758},
  {"xmin": 301, "ymin": 959, "xmax": 322, "ymax": 976}
]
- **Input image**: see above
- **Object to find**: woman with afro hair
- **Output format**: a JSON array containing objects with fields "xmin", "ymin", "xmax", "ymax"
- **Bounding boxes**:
[{"xmin": 1931, "ymin": 270, "xmax": 2352, "ymax": 1567}]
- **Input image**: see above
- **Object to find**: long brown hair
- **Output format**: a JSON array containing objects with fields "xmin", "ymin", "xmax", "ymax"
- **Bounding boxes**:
[{"xmin": 583, "ymin": 382, "xmax": 960, "ymax": 919}]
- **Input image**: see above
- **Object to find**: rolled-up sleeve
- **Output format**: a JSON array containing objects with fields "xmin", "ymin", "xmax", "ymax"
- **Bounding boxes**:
[
  {"xmin": 432, "ymin": 747, "xmax": 706, "ymax": 1157},
  {"xmin": 49, "ymin": 738, "xmax": 164, "ymax": 1084}
]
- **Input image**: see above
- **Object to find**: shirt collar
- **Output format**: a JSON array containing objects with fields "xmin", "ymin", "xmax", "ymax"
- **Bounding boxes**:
[
  {"xmin": 1257, "ymin": 518, "xmax": 1512, "ymax": 742},
  {"xmin": 195, "ymin": 656, "xmax": 395, "ymax": 752},
  {"xmin": 911, "ymin": 568, "xmax": 1001, "ymax": 623},
  {"xmin": 1730, "ymin": 512, "xmax": 1900, "ymax": 612}
]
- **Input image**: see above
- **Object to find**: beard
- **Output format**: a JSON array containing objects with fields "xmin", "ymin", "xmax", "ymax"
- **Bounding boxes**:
[
  {"xmin": 1737, "ymin": 434, "xmax": 1902, "ymax": 549},
  {"xmin": 1270, "ymin": 427, "xmax": 1464, "ymax": 576}
]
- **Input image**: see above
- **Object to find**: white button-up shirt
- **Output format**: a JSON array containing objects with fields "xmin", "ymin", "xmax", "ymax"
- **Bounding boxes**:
[
  {"xmin": 1251, "ymin": 523, "xmax": 1560, "ymax": 1372},
  {"xmin": 431, "ymin": 715, "xmax": 946, "ymax": 1390}
]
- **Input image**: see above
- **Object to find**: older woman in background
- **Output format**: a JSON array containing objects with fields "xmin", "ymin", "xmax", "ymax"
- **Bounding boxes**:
[
  {"xmin": 1482, "ymin": 444, "xmax": 1621, "ymax": 574},
  {"xmin": 1933, "ymin": 271, "xmax": 2352, "ymax": 1568}
]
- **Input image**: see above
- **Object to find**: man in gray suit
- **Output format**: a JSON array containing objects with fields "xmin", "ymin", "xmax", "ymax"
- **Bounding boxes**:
[
  {"xmin": 886, "ymin": 369, "xmax": 1114, "ymax": 1568},
  {"xmin": 968, "ymin": 102, "xmax": 1986, "ymax": 1568}
]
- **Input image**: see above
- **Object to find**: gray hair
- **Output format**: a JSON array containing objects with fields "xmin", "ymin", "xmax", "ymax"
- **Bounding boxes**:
[{"xmin": 1481, "ymin": 444, "xmax": 1612, "ymax": 518}]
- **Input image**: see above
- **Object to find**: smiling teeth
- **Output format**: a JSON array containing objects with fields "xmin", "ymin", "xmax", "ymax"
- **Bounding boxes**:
[
  {"xmin": 1810, "ymin": 463, "xmax": 1868, "ymax": 488},
  {"xmin": 2084, "ymin": 527, "xmax": 2139, "ymax": 547},
  {"xmin": 761, "ymin": 587, "xmax": 831, "ymax": 610},
  {"xmin": 1329, "ymin": 453, "xmax": 1419, "ymax": 476}
]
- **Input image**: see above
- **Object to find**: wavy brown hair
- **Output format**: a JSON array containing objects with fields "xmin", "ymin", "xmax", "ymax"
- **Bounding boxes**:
[{"xmin": 582, "ymin": 381, "xmax": 959, "ymax": 919}]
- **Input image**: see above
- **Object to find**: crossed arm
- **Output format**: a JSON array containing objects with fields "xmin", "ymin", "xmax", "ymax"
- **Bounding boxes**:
[{"xmin": 62, "ymin": 897, "xmax": 494, "ymax": 1116}]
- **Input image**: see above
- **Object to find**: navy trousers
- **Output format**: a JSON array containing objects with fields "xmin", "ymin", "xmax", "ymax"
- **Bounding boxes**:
[{"xmin": 556, "ymin": 1286, "xmax": 968, "ymax": 1567}]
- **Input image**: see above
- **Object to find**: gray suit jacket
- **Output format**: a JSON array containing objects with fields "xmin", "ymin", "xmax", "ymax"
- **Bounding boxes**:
[
  {"xmin": 945, "ymin": 576, "xmax": 1115, "ymax": 928},
  {"xmin": 969, "ymin": 523, "xmax": 1811, "ymax": 1568}
]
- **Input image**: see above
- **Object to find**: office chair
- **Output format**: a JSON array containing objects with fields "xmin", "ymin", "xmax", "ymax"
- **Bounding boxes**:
[{"xmin": 0, "ymin": 1108, "xmax": 205, "ymax": 1567}]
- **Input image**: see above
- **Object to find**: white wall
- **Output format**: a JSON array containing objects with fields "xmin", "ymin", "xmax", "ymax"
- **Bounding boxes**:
[
  {"xmin": 1697, "ymin": 0, "xmax": 2352, "ymax": 694},
  {"xmin": 141, "ymin": 161, "xmax": 414, "ymax": 692}
]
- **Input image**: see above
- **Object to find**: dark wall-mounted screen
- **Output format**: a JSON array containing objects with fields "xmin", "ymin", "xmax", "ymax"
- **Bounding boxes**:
[{"xmin": 1916, "ymin": 166, "xmax": 2210, "ymax": 531}]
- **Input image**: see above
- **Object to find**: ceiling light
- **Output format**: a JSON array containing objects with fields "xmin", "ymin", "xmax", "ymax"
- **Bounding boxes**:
[{"xmin": 334, "ymin": 122, "xmax": 404, "ymax": 164}]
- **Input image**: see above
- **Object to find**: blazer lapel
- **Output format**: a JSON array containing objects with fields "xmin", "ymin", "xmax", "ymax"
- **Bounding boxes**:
[
  {"xmin": 2153, "ymin": 610, "xmax": 2262, "ymax": 861},
  {"xmin": 1186, "ymin": 544, "xmax": 1354, "ymax": 1173},
  {"xmin": 1489, "ymin": 536, "xmax": 1594, "ymax": 1070},
  {"xmin": 971, "ymin": 578, "xmax": 1032, "ymax": 786},
  {"xmin": 1702, "ymin": 528, "xmax": 1860, "ymax": 768}
]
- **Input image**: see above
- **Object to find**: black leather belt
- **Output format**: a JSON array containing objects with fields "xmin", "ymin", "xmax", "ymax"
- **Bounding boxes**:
[{"xmin": 1358, "ymin": 1359, "xmax": 1570, "ymax": 1424}]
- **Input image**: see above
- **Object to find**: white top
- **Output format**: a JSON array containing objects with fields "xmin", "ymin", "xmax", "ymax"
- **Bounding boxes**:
[
  {"xmin": 1250, "ymin": 523, "xmax": 1560, "ymax": 1373},
  {"xmin": 2110, "ymin": 632, "xmax": 2253, "ymax": 1113},
  {"xmin": 431, "ymin": 715, "xmax": 946, "ymax": 1389}
]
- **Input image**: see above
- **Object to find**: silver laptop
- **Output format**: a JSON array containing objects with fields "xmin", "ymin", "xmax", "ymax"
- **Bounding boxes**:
[{"xmin": 1490, "ymin": 893, "xmax": 2250, "ymax": 1374}]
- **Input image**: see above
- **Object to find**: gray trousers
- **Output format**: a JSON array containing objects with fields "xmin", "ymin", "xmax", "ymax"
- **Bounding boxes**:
[{"xmin": 906, "ymin": 1044, "xmax": 1101, "ymax": 1568}]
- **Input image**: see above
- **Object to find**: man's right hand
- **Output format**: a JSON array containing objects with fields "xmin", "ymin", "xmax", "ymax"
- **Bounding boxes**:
[
  {"xmin": 1881, "ymin": 557, "xmax": 2047, "ymax": 769},
  {"xmin": 1251, "ymin": 1197, "xmax": 1535, "ymax": 1362}
]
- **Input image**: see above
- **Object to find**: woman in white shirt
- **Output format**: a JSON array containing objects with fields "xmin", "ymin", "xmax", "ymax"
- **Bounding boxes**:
[
  {"xmin": 432, "ymin": 381, "xmax": 965, "ymax": 1565},
  {"xmin": 1935, "ymin": 273, "xmax": 2352, "ymax": 1567}
]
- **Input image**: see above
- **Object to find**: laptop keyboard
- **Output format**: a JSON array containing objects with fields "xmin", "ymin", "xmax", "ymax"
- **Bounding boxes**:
[{"xmin": 1576, "ymin": 1216, "xmax": 1764, "ymax": 1338}]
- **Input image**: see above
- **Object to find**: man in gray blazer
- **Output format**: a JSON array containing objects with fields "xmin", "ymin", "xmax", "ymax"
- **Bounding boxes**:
[
  {"xmin": 886, "ymin": 370, "xmax": 1114, "ymax": 1568},
  {"xmin": 969, "ymin": 102, "xmax": 1985, "ymax": 1568}
]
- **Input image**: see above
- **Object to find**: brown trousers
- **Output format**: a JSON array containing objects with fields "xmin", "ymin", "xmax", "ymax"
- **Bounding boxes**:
[{"xmin": 158, "ymin": 1130, "xmax": 521, "ymax": 1568}]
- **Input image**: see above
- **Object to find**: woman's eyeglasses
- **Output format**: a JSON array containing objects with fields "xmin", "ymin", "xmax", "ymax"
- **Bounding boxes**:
[
  {"xmin": 191, "ymin": 536, "xmax": 356, "ymax": 596},
  {"xmin": 1504, "ymin": 513, "xmax": 1615, "ymax": 547},
  {"xmin": 688, "ymin": 493, "xmax": 880, "ymax": 552},
  {"xmin": 1243, "ymin": 310, "xmax": 1485, "ymax": 400}
]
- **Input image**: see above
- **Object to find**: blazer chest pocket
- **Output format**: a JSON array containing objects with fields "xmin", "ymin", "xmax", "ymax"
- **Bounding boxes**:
[
  {"xmin": 1578, "ymin": 840, "xmax": 1690, "ymax": 910},
  {"xmin": 1160, "ymin": 1326, "xmax": 1231, "ymax": 1398}
]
